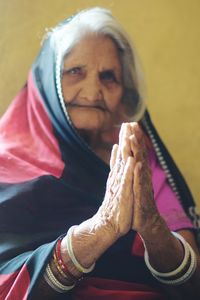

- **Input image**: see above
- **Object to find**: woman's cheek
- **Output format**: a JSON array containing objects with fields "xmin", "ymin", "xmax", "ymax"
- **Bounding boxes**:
[
  {"xmin": 61, "ymin": 83, "xmax": 76, "ymax": 104},
  {"xmin": 109, "ymin": 87, "xmax": 123, "ymax": 111}
]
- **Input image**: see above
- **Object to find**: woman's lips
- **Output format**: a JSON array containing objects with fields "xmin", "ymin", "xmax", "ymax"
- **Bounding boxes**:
[{"xmin": 68, "ymin": 104, "xmax": 107, "ymax": 111}]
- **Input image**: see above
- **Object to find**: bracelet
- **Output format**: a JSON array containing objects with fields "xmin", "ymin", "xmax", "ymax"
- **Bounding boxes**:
[
  {"xmin": 144, "ymin": 231, "xmax": 190, "ymax": 278},
  {"xmin": 53, "ymin": 252, "xmax": 77, "ymax": 283},
  {"xmin": 66, "ymin": 226, "xmax": 95, "ymax": 273},
  {"xmin": 55, "ymin": 238, "xmax": 79, "ymax": 282},
  {"xmin": 44, "ymin": 263, "xmax": 75, "ymax": 293},
  {"xmin": 55, "ymin": 238, "xmax": 69, "ymax": 275},
  {"xmin": 151, "ymin": 242, "xmax": 197, "ymax": 285},
  {"xmin": 44, "ymin": 270, "xmax": 62, "ymax": 293},
  {"xmin": 144, "ymin": 231, "xmax": 197, "ymax": 285}
]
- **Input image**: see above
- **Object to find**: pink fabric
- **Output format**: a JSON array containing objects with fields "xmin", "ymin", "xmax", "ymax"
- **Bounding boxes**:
[
  {"xmin": 149, "ymin": 149, "xmax": 193, "ymax": 231},
  {"xmin": 0, "ymin": 266, "xmax": 30, "ymax": 300},
  {"xmin": 0, "ymin": 72, "xmax": 65, "ymax": 183}
]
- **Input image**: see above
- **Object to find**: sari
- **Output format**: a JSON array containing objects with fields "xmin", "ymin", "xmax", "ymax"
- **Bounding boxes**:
[{"xmin": 0, "ymin": 20, "xmax": 199, "ymax": 300}]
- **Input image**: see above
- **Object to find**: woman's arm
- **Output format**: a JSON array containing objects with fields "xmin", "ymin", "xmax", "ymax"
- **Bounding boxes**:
[
  {"xmin": 31, "ymin": 127, "xmax": 136, "ymax": 299},
  {"xmin": 128, "ymin": 122, "xmax": 200, "ymax": 299},
  {"xmin": 140, "ymin": 224, "xmax": 200, "ymax": 299}
]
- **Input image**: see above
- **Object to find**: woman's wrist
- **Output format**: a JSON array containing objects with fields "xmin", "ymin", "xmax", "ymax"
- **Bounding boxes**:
[
  {"xmin": 138, "ymin": 213, "xmax": 167, "ymax": 240},
  {"xmin": 43, "ymin": 238, "xmax": 82, "ymax": 294},
  {"xmin": 138, "ymin": 216, "xmax": 185, "ymax": 274},
  {"xmin": 44, "ymin": 217, "xmax": 117, "ymax": 294},
  {"xmin": 61, "ymin": 217, "xmax": 117, "ymax": 269}
]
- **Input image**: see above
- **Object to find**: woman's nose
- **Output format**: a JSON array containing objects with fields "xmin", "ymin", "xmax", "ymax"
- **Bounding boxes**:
[{"xmin": 80, "ymin": 76, "xmax": 102, "ymax": 101}]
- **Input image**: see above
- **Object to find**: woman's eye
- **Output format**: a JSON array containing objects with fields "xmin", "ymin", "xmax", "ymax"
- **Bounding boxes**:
[
  {"xmin": 64, "ymin": 67, "xmax": 82, "ymax": 76},
  {"xmin": 100, "ymin": 70, "xmax": 117, "ymax": 83}
]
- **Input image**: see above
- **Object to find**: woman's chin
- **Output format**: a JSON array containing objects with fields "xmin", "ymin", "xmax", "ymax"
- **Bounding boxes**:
[
  {"xmin": 73, "ymin": 121, "xmax": 105, "ymax": 133},
  {"xmin": 69, "ymin": 112, "xmax": 111, "ymax": 133}
]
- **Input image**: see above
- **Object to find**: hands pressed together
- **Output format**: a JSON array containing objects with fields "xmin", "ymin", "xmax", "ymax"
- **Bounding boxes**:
[
  {"xmin": 97, "ymin": 122, "xmax": 160, "ymax": 240},
  {"xmin": 62, "ymin": 122, "xmax": 162, "ymax": 267}
]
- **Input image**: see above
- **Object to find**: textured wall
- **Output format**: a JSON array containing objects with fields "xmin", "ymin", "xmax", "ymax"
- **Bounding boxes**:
[{"xmin": 0, "ymin": 0, "xmax": 199, "ymax": 208}]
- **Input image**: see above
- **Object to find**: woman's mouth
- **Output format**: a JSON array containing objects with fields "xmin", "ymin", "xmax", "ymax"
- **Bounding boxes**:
[{"xmin": 68, "ymin": 104, "xmax": 107, "ymax": 112}]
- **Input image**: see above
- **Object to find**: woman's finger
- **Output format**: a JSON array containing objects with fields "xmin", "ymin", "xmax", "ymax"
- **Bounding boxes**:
[
  {"xmin": 129, "ymin": 128, "xmax": 148, "ymax": 163},
  {"xmin": 119, "ymin": 123, "xmax": 132, "ymax": 162},
  {"xmin": 108, "ymin": 151, "xmax": 133, "ymax": 199},
  {"xmin": 110, "ymin": 144, "xmax": 119, "ymax": 170},
  {"xmin": 108, "ymin": 143, "xmax": 122, "ymax": 194},
  {"xmin": 118, "ymin": 156, "xmax": 134, "ymax": 199},
  {"xmin": 130, "ymin": 122, "xmax": 142, "ymax": 140},
  {"xmin": 133, "ymin": 161, "xmax": 142, "ymax": 201},
  {"xmin": 129, "ymin": 134, "xmax": 139, "ymax": 158}
]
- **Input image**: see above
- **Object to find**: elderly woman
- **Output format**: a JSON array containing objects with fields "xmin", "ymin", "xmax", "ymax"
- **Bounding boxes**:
[{"xmin": 0, "ymin": 7, "xmax": 200, "ymax": 300}]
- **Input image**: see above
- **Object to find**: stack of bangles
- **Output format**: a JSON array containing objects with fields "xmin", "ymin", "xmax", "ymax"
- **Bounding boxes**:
[
  {"xmin": 44, "ymin": 226, "xmax": 95, "ymax": 293},
  {"xmin": 144, "ymin": 231, "xmax": 197, "ymax": 285}
]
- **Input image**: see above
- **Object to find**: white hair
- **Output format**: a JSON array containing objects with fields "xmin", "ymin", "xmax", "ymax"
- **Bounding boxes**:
[{"xmin": 49, "ymin": 7, "xmax": 146, "ymax": 121}]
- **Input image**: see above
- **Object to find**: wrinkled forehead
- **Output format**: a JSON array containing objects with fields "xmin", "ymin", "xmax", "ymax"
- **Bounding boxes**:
[{"xmin": 62, "ymin": 34, "xmax": 123, "ymax": 73}]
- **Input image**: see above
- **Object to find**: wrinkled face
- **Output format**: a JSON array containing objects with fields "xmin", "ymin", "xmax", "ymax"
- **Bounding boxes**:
[{"xmin": 61, "ymin": 35, "xmax": 123, "ymax": 133}]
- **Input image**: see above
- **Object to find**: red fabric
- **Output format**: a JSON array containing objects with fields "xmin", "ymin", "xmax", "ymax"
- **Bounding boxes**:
[
  {"xmin": 131, "ymin": 233, "xmax": 145, "ymax": 257},
  {"xmin": 73, "ymin": 278, "xmax": 166, "ymax": 300},
  {"xmin": 0, "ymin": 71, "xmax": 64, "ymax": 183},
  {"xmin": 0, "ymin": 266, "xmax": 30, "ymax": 300}
]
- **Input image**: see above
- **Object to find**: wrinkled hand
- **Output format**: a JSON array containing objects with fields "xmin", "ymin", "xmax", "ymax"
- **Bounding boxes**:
[
  {"xmin": 127, "ymin": 122, "xmax": 160, "ymax": 234},
  {"xmin": 65, "ymin": 122, "xmax": 161, "ymax": 269},
  {"xmin": 96, "ymin": 125, "xmax": 135, "ymax": 239},
  {"xmin": 97, "ymin": 122, "xmax": 160, "ymax": 241}
]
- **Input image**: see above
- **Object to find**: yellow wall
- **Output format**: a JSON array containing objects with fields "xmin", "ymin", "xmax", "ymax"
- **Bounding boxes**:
[{"xmin": 1, "ymin": 0, "xmax": 200, "ymax": 208}]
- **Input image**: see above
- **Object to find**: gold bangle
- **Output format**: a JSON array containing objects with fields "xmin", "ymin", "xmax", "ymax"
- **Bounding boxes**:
[{"xmin": 53, "ymin": 252, "xmax": 77, "ymax": 284}]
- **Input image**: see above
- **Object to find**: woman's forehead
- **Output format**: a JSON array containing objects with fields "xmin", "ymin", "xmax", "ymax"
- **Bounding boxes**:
[{"xmin": 63, "ymin": 35, "xmax": 122, "ymax": 71}]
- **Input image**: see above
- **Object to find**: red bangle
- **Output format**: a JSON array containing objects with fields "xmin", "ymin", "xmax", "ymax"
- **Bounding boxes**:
[{"xmin": 55, "ymin": 238, "xmax": 78, "ymax": 281}]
